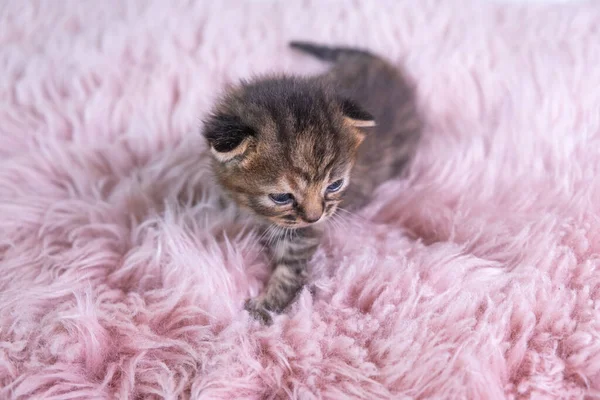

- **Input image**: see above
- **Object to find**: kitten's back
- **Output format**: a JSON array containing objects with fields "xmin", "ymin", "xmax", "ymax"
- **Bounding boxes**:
[{"xmin": 291, "ymin": 42, "xmax": 422, "ymax": 209}]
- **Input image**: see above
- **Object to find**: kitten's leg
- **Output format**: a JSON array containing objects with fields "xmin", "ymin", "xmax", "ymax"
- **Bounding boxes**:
[
  {"xmin": 245, "ymin": 227, "xmax": 321, "ymax": 324},
  {"xmin": 244, "ymin": 262, "xmax": 307, "ymax": 324}
]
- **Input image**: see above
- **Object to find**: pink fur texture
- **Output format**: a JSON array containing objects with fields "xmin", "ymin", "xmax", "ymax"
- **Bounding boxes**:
[{"xmin": 1, "ymin": 0, "xmax": 600, "ymax": 398}]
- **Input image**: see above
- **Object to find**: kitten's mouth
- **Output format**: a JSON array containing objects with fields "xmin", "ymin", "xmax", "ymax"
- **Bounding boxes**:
[{"xmin": 271, "ymin": 213, "xmax": 331, "ymax": 228}]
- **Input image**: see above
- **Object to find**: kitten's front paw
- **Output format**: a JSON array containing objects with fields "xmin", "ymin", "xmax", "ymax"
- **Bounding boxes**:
[{"xmin": 244, "ymin": 298, "xmax": 273, "ymax": 325}]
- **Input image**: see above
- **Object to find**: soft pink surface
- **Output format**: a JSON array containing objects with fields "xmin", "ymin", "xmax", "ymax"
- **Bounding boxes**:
[{"xmin": 1, "ymin": 0, "xmax": 600, "ymax": 398}]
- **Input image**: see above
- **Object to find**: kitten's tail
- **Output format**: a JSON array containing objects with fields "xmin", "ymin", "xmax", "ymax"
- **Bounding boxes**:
[{"xmin": 289, "ymin": 41, "xmax": 373, "ymax": 62}]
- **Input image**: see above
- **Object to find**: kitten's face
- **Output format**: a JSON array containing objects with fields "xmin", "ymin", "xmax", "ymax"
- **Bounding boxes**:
[{"xmin": 203, "ymin": 77, "xmax": 374, "ymax": 228}]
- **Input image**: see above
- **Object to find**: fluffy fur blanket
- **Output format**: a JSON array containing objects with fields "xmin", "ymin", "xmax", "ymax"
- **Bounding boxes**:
[{"xmin": 1, "ymin": 0, "xmax": 599, "ymax": 398}]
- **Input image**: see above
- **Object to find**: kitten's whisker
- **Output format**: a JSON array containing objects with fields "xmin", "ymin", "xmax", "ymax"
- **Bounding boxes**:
[
  {"xmin": 285, "ymin": 226, "xmax": 298, "ymax": 244},
  {"xmin": 260, "ymin": 224, "xmax": 278, "ymax": 246},
  {"xmin": 334, "ymin": 215, "xmax": 349, "ymax": 231},
  {"xmin": 336, "ymin": 207, "xmax": 364, "ymax": 219},
  {"xmin": 258, "ymin": 224, "xmax": 274, "ymax": 242},
  {"xmin": 275, "ymin": 225, "xmax": 285, "ymax": 243},
  {"xmin": 332, "ymin": 211, "xmax": 358, "ymax": 231},
  {"xmin": 282, "ymin": 226, "xmax": 289, "ymax": 243},
  {"xmin": 266, "ymin": 225, "xmax": 281, "ymax": 247},
  {"xmin": 335, "ymin": 208, "xmax": 365, "ymax": 227},
  {"xmin": 323, "ymin": 219, "xmax": 335, "ymax": 241},
  {"xmin": 328, "ymin": 220, "xmax": 341, "ymax": 237},
  {"xmin": 274, "ymin": 226, "xmax": 288, "ymax": 259},
  {"xmin": 327, "ymin": 213, "xmax": 345, "ymax": 233}
]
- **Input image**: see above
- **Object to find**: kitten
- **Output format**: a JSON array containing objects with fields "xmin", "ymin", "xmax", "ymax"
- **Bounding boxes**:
[{"xmin": 202, "ymin": 42, "xmax": 421, "ymax": 324}]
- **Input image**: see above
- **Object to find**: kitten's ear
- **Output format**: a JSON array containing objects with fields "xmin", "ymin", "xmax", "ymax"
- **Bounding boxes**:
[
  {"xmin": 339, "ymin": 97, "xmax": 376, "ymax": 128},
  {"xmin": 203, "ymin": 114, "xmax": 255, "ymax": 163}
]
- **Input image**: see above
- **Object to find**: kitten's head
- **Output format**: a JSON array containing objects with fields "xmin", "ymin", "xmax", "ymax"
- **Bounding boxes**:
[{"xmin": 202, "ymin": 76, "xmax": 374, "ymax": 228}]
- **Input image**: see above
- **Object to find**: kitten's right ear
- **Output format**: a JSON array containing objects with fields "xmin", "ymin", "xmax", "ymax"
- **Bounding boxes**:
[
  {"xmin": 203, "ymin": 114, "xmax": 256, "ymax": 163},
  {"xmin": 339, "ymin": 97, "xmax": 376, "ymax": 128}
]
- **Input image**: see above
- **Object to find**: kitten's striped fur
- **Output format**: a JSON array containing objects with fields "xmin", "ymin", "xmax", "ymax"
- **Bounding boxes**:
[{"xmin": 202, "ymin": 42, "xmax": 421, "ymax": 324}]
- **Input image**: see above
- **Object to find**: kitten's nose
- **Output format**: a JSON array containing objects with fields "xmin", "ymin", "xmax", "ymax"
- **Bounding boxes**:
[
  {"xmin": 302, "ymin": 188, "xmax": 324, "ymax": 223},
  {"xmin": 302, "ymin": 202, "xmax": 323, "ymax": 223},
  {"xmin": 304, "ymin": 212, "xmax": 322, "ymax": 224}
]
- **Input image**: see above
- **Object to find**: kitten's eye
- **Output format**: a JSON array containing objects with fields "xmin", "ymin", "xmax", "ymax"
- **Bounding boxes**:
[
  {"xmin": 326, "ymin": 179, "xmax": 344, "ymax": 193},
  {"xmin": 269, "ymin": 193, "xmax": 294, "ymax": 205}
]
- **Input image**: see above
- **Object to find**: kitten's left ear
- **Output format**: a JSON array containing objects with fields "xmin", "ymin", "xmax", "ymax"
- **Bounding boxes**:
[
  {"xmin": 339, "ymin": 97, "xmax": 376, "ymax": 128},
  {"xmin": 202, "ymin": 113, "xmax": 256, "ymax": 163}
]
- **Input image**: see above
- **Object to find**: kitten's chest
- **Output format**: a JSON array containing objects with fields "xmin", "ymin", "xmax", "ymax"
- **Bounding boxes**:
[{"xmin": 258, "ymin": 224, "xmax": 323, "ymax": 260}]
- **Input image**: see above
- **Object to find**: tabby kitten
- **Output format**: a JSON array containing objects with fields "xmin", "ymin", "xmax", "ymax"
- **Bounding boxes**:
[{"xmin": 202, "ymin": 42, "xmax": 421, "ymax": 324}]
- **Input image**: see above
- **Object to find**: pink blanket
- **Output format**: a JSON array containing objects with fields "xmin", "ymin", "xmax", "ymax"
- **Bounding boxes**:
[{"xmin": 1, "ymin": 0, "xmax": 599, "ymax": 398}]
